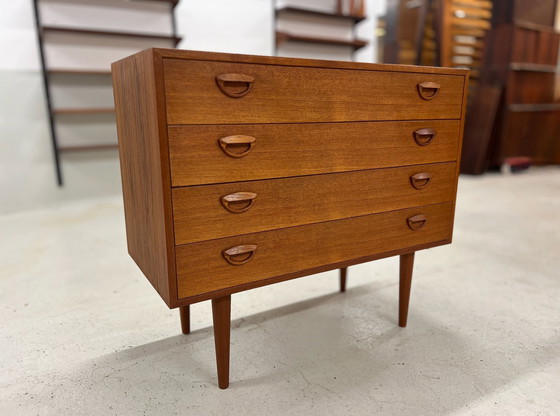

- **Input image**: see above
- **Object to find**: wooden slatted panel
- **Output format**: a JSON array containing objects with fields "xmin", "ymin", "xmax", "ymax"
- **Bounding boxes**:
[{"xmin": 442, "ymin": 0, "xmax": 492, "ymax": 93}]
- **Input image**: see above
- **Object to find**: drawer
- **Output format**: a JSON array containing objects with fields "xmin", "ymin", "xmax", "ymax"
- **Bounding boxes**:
[
  {"xmin": 172, "ymin": 162, "xmax": 457, "ymax": 245},
  {"xmin": 163, "ymin": 59, "xmax": 465, "ymax": 124},
  {"xmin": 168, "ymin": 120, "xmax": 461, "ymax": 186},
  {"xmin": 176, "ymin": 202, "xmax": 453, "ymax": 298}
]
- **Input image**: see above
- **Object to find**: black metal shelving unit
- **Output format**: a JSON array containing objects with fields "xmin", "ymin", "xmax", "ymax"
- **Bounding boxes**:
[{"xmin": 33, "ymin": 0, "xmax": 181, "ymax": 185}]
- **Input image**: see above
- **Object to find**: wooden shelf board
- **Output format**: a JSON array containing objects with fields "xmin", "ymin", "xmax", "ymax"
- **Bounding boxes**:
[
  {"xmin": 276, "ymin": 6, "xmax": 365, "ymax": 23},
  {"xmin": 42, "ymin": 25, "xmax": 181, "ymax": 45},
  {"xmin": 131, "ymin": 0, "xmax": 179, "ymax": 7},
  {"xmin": 60, "ymin": 144, "xmax": 119, "ymax": 153},
  {"xmin": 48, "ymin": 69, "xmax": 112, "ymax": 75},
  {"xmin": 508, "ymin": 103, "xmax": 560, "ymax": 112},
  {"xmin": 53, "ymin": 108, "xmax": 115, "ymax": 115},
  {"xmin": 276, "ymin": 31, "xmax": 368, "ymax": 51},
  {"xmin": 513, "ymin": 19, "xmax": 560, "ymax": 34},
  {"xmin": 509, "ymin": 63, "xmax": 558, "ymax": 73}
]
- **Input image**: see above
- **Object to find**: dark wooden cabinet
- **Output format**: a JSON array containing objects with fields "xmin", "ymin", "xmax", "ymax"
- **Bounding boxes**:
[
  {"xmin": 492, "ymin": 0, "xmax": 558, "ymax": 27},
  {"xmin": 462, "ymin": 1, "xmax": 560, "ymax": 172}
]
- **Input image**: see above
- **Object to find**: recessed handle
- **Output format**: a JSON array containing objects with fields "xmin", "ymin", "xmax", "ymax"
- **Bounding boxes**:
[
  {"xmin": 410, "ymin": 173, "xmax": 433, "ymax": 190},
  {"xmin": 413, "ymin": 128, "xmax": 436, "ymax": 146},
  {"xmin": 221, "ymin": 192, "xmax": 257, "ymax": 213},
  {"xmin": 216, "ymin": 73, "xmax": 255, "ymax": 98},
  {"xmin": 407, "ymin": 214, "xmax": 427, "ymax": 231},
  {"xmin": 222, "ymin": 244, "xmax": 257, "ymax": 266},
  {"xmin": 218, "ymin": 135, "xmax": 256, "ymax": 158},
  {"xmin": 417, "ymin": 81, "xmax": 440, "ymax": 100}
]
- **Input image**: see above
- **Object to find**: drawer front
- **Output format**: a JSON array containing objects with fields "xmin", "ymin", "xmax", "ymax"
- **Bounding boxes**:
[
  {"xmin": 163, "ymin": 59, "xmax": 465, "ymax": 124},
  {"xmin": 169, "ymin": 120, "xmax": 461, "ymax": 186},
  {"xmin": 173, "ymin": 162, "xmax": 457, "ymax": 245},
  {"xmin": 176, "ymin": 202, "xmax": 453, "ymax": 298}
]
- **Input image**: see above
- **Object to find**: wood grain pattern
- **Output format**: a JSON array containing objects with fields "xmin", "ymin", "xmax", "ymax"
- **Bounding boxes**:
[
  {"xmin": 155, "ymin": 48, "xmax": 469, "ymax": 75},
  {"xmin": 172, "ymin": 162, "xmax": 457, "ymax": 244},
  {"xmin": 176, "ymin": 203, "xmax": 454, "ymax": 298},
  {"xmin": 112, "ymin": 49, "xmax": 176, "ymax": 307},
  {"xmin": 168, "ymin": 120, "xmax": 461, "ymax": 186},
  {"xmin": 163, "ymin": 59, "xmax": 465, "ymax": 124},
  {"xmin": 399, "ymin": 252, "xmax": 415, "ymax": 327}
]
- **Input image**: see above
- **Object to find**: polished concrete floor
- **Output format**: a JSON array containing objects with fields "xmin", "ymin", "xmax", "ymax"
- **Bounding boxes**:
[{"xmin": 1, "ymin": 167, "xmax": 559, "ymax": 415}]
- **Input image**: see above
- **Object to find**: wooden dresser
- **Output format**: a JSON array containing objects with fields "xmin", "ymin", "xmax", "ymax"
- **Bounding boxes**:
[{"xmin": 112, "ymin": 49, "xmax": 468, "ymax": 389}]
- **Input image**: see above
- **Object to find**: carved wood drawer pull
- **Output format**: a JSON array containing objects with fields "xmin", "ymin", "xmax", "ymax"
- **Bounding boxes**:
[
  {"xmin": 218, "ymin": 135, "xmax": 256, "ymax": 158},
  {"xmin": 221, "ymin": 192, "xmax": 257, "ymax": 213},
  {"xmin": 413, "ymin": 128, "xmax": 436, "ymax": 146},
  {"xmin": 216, "ymin": 73, "xmax": 255, "ymax": 98},
  {"xmin": 417, "ymin": 81, "xmax": 440, "ymax": 100},
  {"xmin": 223, "ymin": 244, "xmax": 257, "ymax": 266},
  {"xmin": 410, "ymin": 173, "xmax": 433, "ymax": 190},
  {"xmin": 407, "ymin": 214, "xmax": 427, "ymax": 231}
]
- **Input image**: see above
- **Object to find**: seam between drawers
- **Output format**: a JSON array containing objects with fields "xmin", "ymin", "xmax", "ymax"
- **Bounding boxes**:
[
  {"xmin": 167, "ymin": 118, "xmax": 463, "ymax": 127},
  {"xmin": 172, "ymin": 160, "xmax": 459, "ymax": 188},
  {"xmin": 173, "ymin": 200, "xmax": 455, "ymax": 248}
]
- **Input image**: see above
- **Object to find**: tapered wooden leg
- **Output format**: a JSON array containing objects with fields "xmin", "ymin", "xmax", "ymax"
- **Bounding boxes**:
[
  {"xmin": 212, "ymin": 295, "xmax": 231, "ymax": 389},
  {"xmin": 339, "ymin": 267, "xmax": 347, "ymax": 292},
  {"xmin": 179, "ymin": 305, "xmax": 190, "ymax": 334},
  {"xmin": 399, "ymin": 252, "xmax": 415, "ymax": 327}
]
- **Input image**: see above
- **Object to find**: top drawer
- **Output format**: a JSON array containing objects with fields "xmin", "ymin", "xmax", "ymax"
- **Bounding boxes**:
[{"xmin": 163, "ymin": 59, "xmax": 465, "ymax": 125}]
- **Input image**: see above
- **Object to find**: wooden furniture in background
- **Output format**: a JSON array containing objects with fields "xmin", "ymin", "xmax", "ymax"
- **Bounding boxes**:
[
  {"xmin": 383, "ymin": 0, "xmax": 492, "ymax": 89},
  {"xmin": 33, "ymin": 0, "xmax": 180, "ymax": 185},
  {"xmin": 112, "ymin": 48, "xmax": 468, "ymax": 389},
  {"xmin": 462, "ymin": 0, "xmax": 560, "ymax": 172}
]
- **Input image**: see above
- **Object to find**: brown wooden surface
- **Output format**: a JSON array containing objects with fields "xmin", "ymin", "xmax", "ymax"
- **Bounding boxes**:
[
  {"xmin": 473, "ymin": 18, "xmax": 560, "ymax": 168},
  {"xmin": 176, "ymin": 202, "xmax": 453, "ymax": 299},
  {"xmin": 399, "ymin": 252, "xmax": 415, "ymax": 327},
  {"xmin": 48, "ymin": 69, "xmax": 112, "ymax": 75},
  {"xmin": 112, "ymin": 49, "xmax": 177, "ymax": 307},
  {"xmin": 494, "ymin": 108, "xmax": 560, "ymax": 164},
  {"xmin": 172, "ymin": 162, "xmax": 457, "ymax": 245},
  {"xmin": 212, "ymin": 295, "xmax": 231, "ymax": 389},
  {"xmin": 53, "ymin": 108, "xmax": 115, "ymax": 115},
  {"xmin": 492, "ymin": 0, "xmax": 558, "ymax": 27},
  {"xmin": 276, "ymin": 31, "xmax": 368, "ymax": 51},
  {"xmin": 461, "ymin": 85, "xmax": 502, "ymax": 174},
  {"xmin": 340, "ymin": 268, "xmax": 347, "ymax": 293},
  {"xmin": 179, "ymin": 305, "xmax": 190, "ymax": 334},
  {"xmin": 43, "ymin": 25, "xmax": 181, "ymax": 45},
  {"xmin": 59, "ymin": 144, "xmax": 119, "ymax": 152},
  {"xmin": 163, "ymin": 58, "xmax": 465, "ymax": 124},
  {"xmin": 276, "ymin": 6, "xmax": 366, "ymax": 23},
  {"xmin": 505, "ymin": 71, "xmax": 555, "ymax": 104},
  {"xmin": 168, "ymin": 120, "xmax": 462, "ymax": 186}
]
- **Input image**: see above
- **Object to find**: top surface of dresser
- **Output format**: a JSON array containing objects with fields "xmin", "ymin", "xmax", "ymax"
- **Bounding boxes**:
[{"xmin": 112, "ymin": 49, "xmax": 468, "ymax": 308}]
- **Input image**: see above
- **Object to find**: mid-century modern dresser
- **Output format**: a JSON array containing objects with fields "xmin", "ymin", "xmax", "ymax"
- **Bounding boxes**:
[{"xmin": 112, "ymin": 48, "xmax": 468, "ymax": 389}]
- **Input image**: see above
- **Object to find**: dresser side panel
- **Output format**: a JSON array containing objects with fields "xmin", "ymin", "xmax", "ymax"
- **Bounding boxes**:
[
  {"xmin": 449, "ymin": 74, "xmax": 470, "ymax": 241},
  {"xmin": 112, "ymin": 49, "xmax": 175, "ymax": 307}
]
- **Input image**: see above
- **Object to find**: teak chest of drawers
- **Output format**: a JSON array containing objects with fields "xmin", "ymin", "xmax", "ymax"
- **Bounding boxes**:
[{"xmin": 112, "ymin": 49, "xmax": 468, "ymax": 389}]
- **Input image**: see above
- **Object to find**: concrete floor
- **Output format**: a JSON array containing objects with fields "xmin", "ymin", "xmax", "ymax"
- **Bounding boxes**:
[{"xmin": 1, "ymin": 167, "xmax": 559, "ymax": 415}]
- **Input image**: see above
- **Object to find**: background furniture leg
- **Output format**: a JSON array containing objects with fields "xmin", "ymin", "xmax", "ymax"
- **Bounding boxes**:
[
  {"xmin": 212, "ymin": 295, "xmax": 231, "ymax": 389},
  {"xmin": 179, "ymin": 305, "xmax": 190, "ymax": 334},
  {"xmin": 340, "ymin": 267, "xmax": 347, "ymax": 292},
  {"xmin": 399, "ymin": 252, "xmax": 415, "ymax": 327}
]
